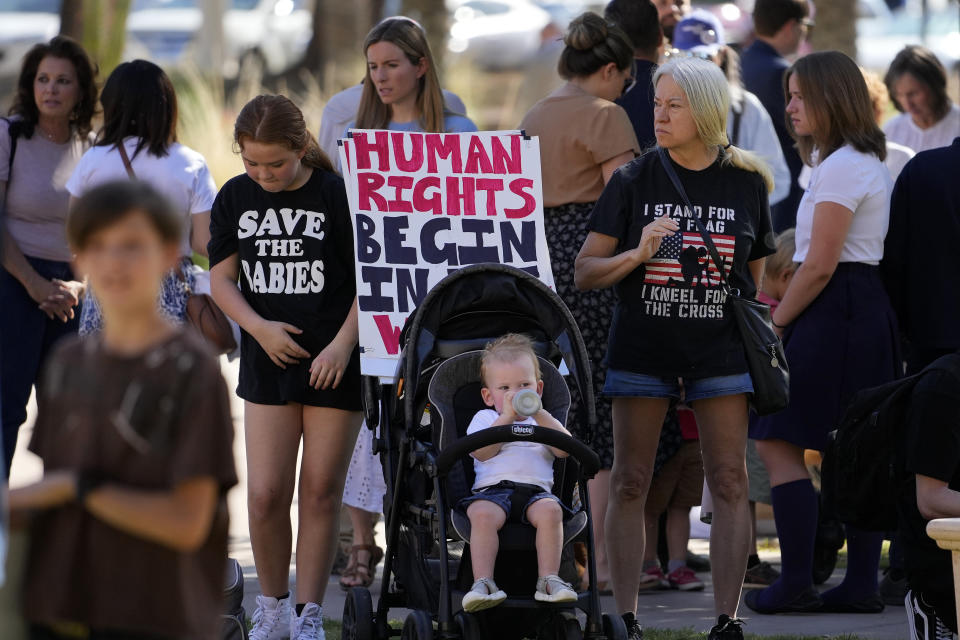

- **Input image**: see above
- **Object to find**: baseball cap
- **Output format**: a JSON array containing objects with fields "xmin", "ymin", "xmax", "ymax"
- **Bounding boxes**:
[{"xmin": 672, "ymin": 10, "xmax": 725, "ymax": 57}]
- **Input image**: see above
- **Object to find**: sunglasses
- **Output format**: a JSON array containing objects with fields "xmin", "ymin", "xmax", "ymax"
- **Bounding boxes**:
[{"xmin": 664, "ymin": 48, "xmax": 714, "ymax": 61}]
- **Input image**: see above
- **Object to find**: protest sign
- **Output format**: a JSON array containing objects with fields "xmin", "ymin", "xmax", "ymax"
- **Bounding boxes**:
[{"xmin": 340, "ymin": 129, "xmax": 555, "ymax": 377}]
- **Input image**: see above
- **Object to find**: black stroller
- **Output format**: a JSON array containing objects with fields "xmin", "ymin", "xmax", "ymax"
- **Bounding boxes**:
[{"xmin": 342, "ymin": 264, "xmax": 627, "ymax": 640}]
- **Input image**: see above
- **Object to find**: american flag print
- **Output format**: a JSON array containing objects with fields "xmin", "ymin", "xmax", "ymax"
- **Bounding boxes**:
[{"xmin": 644, "ymin": 232, "xmax": 735, "ymax": 287}]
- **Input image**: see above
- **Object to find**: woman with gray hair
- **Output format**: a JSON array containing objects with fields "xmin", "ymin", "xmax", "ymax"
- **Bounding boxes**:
[
  {"xmin": 670, "ymin": 9, "xmax": 790, "ymax": 207},
  {"xmin": 883, "ymin": 45, "xmax": 960, "ymax": 153},
  {"xmin": 575, "ymin": 56, "xmax": 775, "ymax": 640}
]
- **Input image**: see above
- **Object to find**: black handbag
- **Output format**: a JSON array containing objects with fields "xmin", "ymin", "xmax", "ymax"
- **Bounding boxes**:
[{"xmin": 657, "ymin": 147, "xmax": 789, "ymax": 415}]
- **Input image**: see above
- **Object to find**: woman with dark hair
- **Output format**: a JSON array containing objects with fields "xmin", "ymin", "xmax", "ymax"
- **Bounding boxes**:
[
  {"xmin": 518, "ymin": 11, "xmax": 640, "ymax": 599},
  {"xmin": 209, "ymin": 94, "xmax": 361, "ymax": 640},
  {"xmin": 746, "ymin": 50, "xmax": 900, "ymax": 616},
  {"xmin": 0, "ymin": 35, "xmax": 97, "ymax": 477},
  {"xmin": 65, "ymin": 59, "xmax": 217, "ymax": 335},
  {"xmin": 883, "ymin": 45, "xmax": 960, "ymax": 152}
]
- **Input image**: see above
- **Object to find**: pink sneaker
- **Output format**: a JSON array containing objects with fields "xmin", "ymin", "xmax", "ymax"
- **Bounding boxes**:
[
  {"xmin": 667, "ymin": 566, "xmax": 705, "ymax": 591},
  {"xmin": 639, "ymin": 566, "xmax": 669, "ymax": 591}
]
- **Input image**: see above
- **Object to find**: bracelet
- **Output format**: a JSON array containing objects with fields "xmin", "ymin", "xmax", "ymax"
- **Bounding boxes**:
[
  {"xmin": 771, "ymin": 318, "xmax": 788, "ymax": 329},
  {"xmin": 76, "ymin": 471, "xmax": 104, "ymax": 504}
]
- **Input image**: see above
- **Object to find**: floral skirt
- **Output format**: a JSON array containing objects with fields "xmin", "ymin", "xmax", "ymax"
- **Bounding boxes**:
[
  {"xmin": 545, "ymin": 202, "xmax": 615, "ymax": 469},
  {"xmin": 79, "ymin": 258, "xmax": 195, "ymax": 336}
]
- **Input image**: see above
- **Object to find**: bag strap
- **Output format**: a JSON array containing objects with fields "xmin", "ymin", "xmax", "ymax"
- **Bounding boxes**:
[
  {"xmin": 1, "ymin": 117, "xmax": 21, "ymax": 183},
  {"xmin": 656, "ymin": 146, "xmax": 735, "ymax": 294},
  {"xmin": 117, "ymin": 141, "xmax": 137, "ymax": 179},
  {"xmin": 116, "ymin": 148, "xmax": 190, "ymax": 287},
  {"xmin": 731, "ymin": 108, "xmax": 742, "ymax": 148},
  {"xmin": 1, "ymin": 117, "xmax": 22, "ymax": 224}
]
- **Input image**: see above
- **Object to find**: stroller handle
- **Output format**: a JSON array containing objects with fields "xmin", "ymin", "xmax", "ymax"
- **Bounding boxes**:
[{"xmin": 435, "ymin": 424, "xmax": 601, "ymax": 478}]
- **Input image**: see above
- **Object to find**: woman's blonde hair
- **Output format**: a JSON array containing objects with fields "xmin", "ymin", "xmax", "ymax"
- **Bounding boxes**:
[
  {"xmin": 653, "ymin": 57, "xmax": 774, "ymax": 194},
  {"xmin": 764, "ymin": 228, "xmax": 797, "ymax": 279},
  {"xmin": 785, "ymin": 51, "xmax": 886, "ymax": 166},
  {"xmin": 861, "ymin": 68, "xmax": 890, "ymax": 125},
  {"xmin": 356, "ymin": 16, "xmax": 446, "ymax": 133}
]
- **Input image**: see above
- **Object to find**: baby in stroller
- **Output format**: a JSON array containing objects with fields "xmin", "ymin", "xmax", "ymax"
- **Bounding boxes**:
[{"xmin": 459, "ymin": 334, "xmax": 580, "ymax": 612}]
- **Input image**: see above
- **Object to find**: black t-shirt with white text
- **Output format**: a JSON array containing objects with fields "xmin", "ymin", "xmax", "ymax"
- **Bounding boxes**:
[
  {"xmin": 587, "ymin": 151, "xmax": 775, "ymax": 378},
  {"xmin": 208, "ymin": 169, "xmax": 359, "ymax": 407}
]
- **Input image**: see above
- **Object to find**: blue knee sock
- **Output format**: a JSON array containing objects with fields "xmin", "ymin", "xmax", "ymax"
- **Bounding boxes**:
[
  {"xmin": 754, "ymin": 478, "xmax": 817, "ymax": 608},
  {"xmin": 821, "ymin": 525, "xmax": 883, "ymax": 604}
]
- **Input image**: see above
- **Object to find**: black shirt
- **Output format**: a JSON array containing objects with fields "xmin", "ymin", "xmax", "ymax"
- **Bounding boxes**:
[
  {"xmin": 881, "ymin": 139, "xmax": 960, "ymax": 351},
  {"xmin": 208, "ymin": 169, "xmax": 360, "ymax": 407},
  {"xmin": 741, "ymin": 39, "xmax": 804, "ymax": 232},
  {"xmin": 898, "ymin": 354, "xmax": 960, "ymax": 596},
  {"xmin": 616, "ymin": 58, "xmax": 658, "ymax": 151},
  {"xmin": 587, "ymin": 150, "xmax": 775, "ymax": 378}
]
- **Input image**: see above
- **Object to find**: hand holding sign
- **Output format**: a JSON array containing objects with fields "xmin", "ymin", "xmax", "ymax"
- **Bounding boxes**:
[
  {"xmin": 339, "ymin": 130, "xmax": 555, "ymax": 377},
  {"xmin": 252, "ymin": 319, "xmax": 310, "ymax": 369}
]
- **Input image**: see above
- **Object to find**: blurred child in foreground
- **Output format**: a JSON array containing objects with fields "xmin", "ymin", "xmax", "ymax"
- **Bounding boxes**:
[{"xmin": 8, "ymin": 180, "xmax": 236, "ymax": 640}]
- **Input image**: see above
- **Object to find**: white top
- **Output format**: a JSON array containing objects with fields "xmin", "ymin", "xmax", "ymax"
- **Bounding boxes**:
[
  {"xmin": 883, "ymin": 103, "xmax": 960, "ymax": 154},
  {"xmin": 317, "ymin": 83, "xmax": 468, "ymax": 162},
  {"xmin": 794, "ymin": 144, "xmax": 892, "ymax": 265},
  {"xmin": 728, "ymin": 89, "xmax": 791, "ymax": 206},
  {"xmin": 884, "ymin": 140, "xmax": 915, "ymax": 181},
  {"xmin": 467, "ymin": 409, "xmax": 555, "ymax": 492},
  {"xmin": 66, "ymin": 138, "xmax": 217, "ymax": 257},
  {"xmin": 798, "ymin": 139, "xmax": 916, "ymax": 188}
]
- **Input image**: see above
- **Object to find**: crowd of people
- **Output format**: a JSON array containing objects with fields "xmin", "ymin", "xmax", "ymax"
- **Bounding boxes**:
[{"xmin": 2, "ymin": 0, "xmax": 960, "ymax": 639}]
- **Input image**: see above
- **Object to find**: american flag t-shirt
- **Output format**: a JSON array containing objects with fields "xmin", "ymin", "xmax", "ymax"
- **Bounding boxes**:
[{"xmin": 644, "ymin": 232, "xmax": 735, "ymax": 287}]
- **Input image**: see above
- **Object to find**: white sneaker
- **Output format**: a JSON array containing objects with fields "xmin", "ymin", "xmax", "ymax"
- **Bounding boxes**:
[
  {"xmin": 534, "ymin": 574, "xmax": 578, "ymax": 603},
  {"xmin": 462, "ymin": 577, "xmax": 507, "ymax": 612},
  {"xmin": 291, "ymin": 602, "xmax": 325, "ymax": 640},
  {"xmin": 250, "ymin": 594, "xmax": 292, "ymax": 640}
]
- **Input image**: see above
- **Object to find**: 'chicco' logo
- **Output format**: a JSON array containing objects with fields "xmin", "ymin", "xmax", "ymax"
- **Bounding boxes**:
[{"xmin": 512, "ymin": 425, "xmax": 534, "ymax": 436}]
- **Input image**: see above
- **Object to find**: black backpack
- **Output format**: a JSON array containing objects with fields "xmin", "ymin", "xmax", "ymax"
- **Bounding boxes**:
[
  {"xmin": 822, "ymin": 356, "xmax": 959, "ymax": 532},
  {"xmin": 222, "ymin": 557, "xmax": 248, "ymax": 640}
]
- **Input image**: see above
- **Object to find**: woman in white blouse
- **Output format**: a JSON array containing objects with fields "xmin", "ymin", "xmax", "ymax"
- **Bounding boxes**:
[
  {"xmin": 747, "ymin": 50, "xmax": 901, "ymax": 616},
  {"xmin": 883, "ymin": 45, "xmax": 960, "ymax": 153}
]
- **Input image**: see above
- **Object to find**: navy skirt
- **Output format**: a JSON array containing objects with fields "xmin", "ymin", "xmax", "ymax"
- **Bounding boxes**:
[{"xmin": 750, "ymin": 263, "xmax": 901, "ymax": 451}]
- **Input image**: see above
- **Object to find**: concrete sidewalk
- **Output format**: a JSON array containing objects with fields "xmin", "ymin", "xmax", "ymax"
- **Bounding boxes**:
[
  {"xmin": 229, "ymin": 540, "xmax": 910, "ymax": 639},
  {"xmin": 227, "ymin": 535, "xmax": 910, "ymax": 639},
  {"xmin": 9, "ymin": 357, "xmax": 912, "ymax": 639}
]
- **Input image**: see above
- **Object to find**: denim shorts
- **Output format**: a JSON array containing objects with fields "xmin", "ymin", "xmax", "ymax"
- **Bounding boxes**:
[
  {"xmin": 458, "ymin": 481, "xmax": 562, "ymax": 525},
  {"xmin": 603, "ymin": 369, "xmax": 754, "ymax": 402}
]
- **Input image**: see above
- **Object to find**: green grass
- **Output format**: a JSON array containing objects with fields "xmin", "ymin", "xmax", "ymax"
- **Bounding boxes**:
[{"xmin": 320, "ymin": 619, "xmax": 867, "ymax": 640}]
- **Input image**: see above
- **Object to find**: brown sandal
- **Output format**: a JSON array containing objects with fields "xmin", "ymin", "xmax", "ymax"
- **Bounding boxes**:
[{"xmin": 338, "ymin": 544, "xmax": 384, "ymax": 590}]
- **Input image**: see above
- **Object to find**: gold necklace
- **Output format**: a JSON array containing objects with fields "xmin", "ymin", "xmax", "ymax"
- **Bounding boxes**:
[{"xmin": 36, "ymin": 122, "xmax": 68, "ymax": 143}]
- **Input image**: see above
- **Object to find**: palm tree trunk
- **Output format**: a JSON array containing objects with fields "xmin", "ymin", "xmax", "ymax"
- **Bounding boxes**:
[{"xmin": 810, "ymin": 0, "xmax": 856, "ymax": 58}]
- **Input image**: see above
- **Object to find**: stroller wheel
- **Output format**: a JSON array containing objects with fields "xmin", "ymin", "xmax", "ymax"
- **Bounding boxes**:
[
  {"xmin": 601, "ymin": 613, "xmax": 628, "ymax": 640},
  {"xmin": 559, "ymin": 613, "xmax": 583, "ymax": 640},
  {"xmin": 454, "ymin": 611, "xmax": 483, "ymax": 640},
  {"xmin": 401, "ymin": 609, "xmax": 434, "ymax": 640},
  {"xmin": 342, "ymin": 586, "xmax": 375, "ymax": 640}
]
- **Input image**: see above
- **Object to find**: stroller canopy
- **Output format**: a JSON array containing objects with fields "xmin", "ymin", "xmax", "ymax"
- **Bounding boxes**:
[{"xmin": 395, "ymin": 264, "xmax": 595, "ymax": 433}]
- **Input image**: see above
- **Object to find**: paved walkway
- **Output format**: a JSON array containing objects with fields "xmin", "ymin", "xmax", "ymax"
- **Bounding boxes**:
[{"xmin": 8, "ymin": 358, "xmax": 911, "ymax": 639}]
